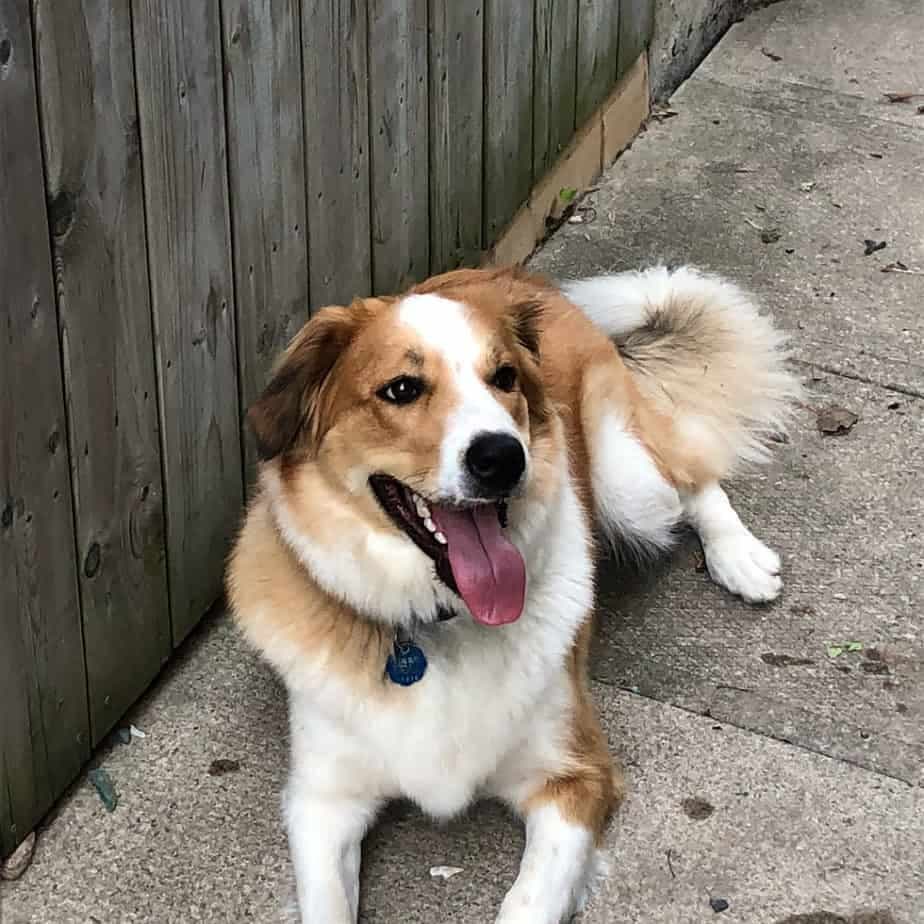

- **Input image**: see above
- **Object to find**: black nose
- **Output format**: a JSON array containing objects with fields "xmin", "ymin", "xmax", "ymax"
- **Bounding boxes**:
[{"xmin": 464, "ymin": 432, "xmax": 526, "ymax": 496}]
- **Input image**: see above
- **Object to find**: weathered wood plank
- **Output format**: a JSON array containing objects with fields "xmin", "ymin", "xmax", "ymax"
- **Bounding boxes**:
[
  {"xmin": 31, "ymin": 0, "xmax": 171, "ymax": 745},
  {"xmin": 533, "ymin": 0, "xmax": 579, "ymax": 178},
  {"xmin": 428, "ymin": 0, "xmax": 483, "ymax": 273},
  {"xmin": 576, "ymin": 0, "xmax": 621, "ymax": 126},
  {"xmin": 618, "ymin": 0, "xmax": 654, "ymax": 79},
  {"xmin": 0, "ymin": 0, "xmax": 89, "ymax": 858},
  {"xmin": 132, "ymin": 0, "xmax": 243, "ymax": 643},
  {"xmin": 483, "ymin": 0, "xmax": 535, "ymax": 244},
  {"xmin": 222, "ymin": 0, "xmax": 311, "ymax": 473},
  {"xmin": 301, "ymin": 0, "xmax": 371, "ymax": 307},
  {"xmin": 369, "ymin": 0, "xmax": 429, "ymax": 294}
]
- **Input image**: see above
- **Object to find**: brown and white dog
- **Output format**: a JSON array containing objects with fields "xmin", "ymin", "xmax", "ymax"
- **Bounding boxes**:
[{"xmin": 226, "ymin": 264, "xmax": 799, "ymax": 923}]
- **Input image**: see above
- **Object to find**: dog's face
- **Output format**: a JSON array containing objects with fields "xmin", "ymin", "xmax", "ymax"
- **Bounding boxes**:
[{"xmin": 249, "ymin": 272, "xmax": 561, "ymax": 627}]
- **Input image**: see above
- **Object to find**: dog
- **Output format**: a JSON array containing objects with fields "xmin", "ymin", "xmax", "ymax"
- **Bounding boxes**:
[{"xmin": 226, "ymin": 264, "xmax": 799, "ymax": 923}]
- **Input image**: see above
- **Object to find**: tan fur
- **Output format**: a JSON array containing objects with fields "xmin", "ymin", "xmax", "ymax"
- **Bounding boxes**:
[
  {"xmin": 227, "ymin": 499, "xmax": 395, "ymax": 701},
  {"xmin": 227, "ymin": 263, "xmax": 794, "ymax": 857}
]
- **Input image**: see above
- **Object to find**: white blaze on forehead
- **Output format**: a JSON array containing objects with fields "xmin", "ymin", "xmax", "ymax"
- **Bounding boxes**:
[
  {"xmin": 397, "ymin": 293, "xmax": 524, "ymax": 499},
  {"xmin": 398, "ymin": 293, "xmax": 485, "ymax": 364}
]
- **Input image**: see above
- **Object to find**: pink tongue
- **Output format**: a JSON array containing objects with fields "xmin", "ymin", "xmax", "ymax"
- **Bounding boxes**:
[{"xmin": 431, "ymin": 505, "xmax": 526, "ymax": 626}]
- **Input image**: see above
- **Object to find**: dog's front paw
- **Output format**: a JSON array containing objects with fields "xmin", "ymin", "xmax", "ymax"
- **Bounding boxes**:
[{"xmin": 702, "ymin": 529, "xmax": 782, "ymax": 603}]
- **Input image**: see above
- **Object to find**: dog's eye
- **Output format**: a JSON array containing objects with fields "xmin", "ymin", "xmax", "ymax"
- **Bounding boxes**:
[
  {"xmin": 377, "ymin": 376, "xmax": 424, "ymax": 406},
  {"xmin": 489, "ymin": 364, "xmax": 518, "ymax": 393}
]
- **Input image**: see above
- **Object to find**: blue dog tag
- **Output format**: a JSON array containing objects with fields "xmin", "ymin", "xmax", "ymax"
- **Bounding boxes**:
[{"xmin": 386, "ymin": 637, "xmax": 427, "ymax": 686}]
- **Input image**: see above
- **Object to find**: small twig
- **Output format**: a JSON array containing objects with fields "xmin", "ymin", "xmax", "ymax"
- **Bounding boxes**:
[
  {"xmin": 882, "ymin": 261, "xmax": 924, "ymax": 276},
  {"xmin": 666, "ymin": 849, "xmax": 677, "ymax": 879}
]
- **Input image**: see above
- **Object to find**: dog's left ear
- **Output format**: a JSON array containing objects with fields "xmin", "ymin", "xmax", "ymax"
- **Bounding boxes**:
[{"xmin": 247, "ymin": 304, "xmax": 360, "ymax": 461}]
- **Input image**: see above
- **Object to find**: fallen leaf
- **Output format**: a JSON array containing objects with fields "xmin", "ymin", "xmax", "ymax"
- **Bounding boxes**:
[
  {"xmin": 129, "ymin": 724, "xmax": 146, "ymax": 739},
  {"xmin": 710, "ymin": 897, "xmax": 730, "ymax": 913},
  {"xmin": 429, "ymin": 866, "xmax": 464, "ymax": 880},
  {"xmin": 861, "ymin": 661, "xmax": 889, "ymax": 675},
  {"xmin": 1, "ymin": 832, "xmax": 37, "ymax": 881},
  {"xmin": 650, "ymin": 106, "xmax": 679, "ymax": 122},
  {"xmin": 681, "ymin": 797, "xmax": 714, "ymax": 820},
  {"xmin": 888, "ymin": 401, "xmax": 902, "ymax": 410},
  {"xmin": 863, "ymin": 239, "xmax": 887, "ymax": 255},
  {"xmin": 761, "ymin": 228, "xmax": 781, "ymax": 244},
  {"xmin": 826, "ymin": 645, "xmax": 844, "ymax": 659},
  {"xmin": 882, "ymin": 261, "xmax": 924, "ymax": 275},
  {"xmin": 817, "ymin": 405, "xmax": 859, "ymax": 435},
  {"xmin": 761, "ymin": 47, "xmax": 782, "ymax": 62},
  {"xmin": 883, "ymin": 91, "xmax": 922, "ymax": 103},
  {"xmin": 558, "ymin": 186, "xmax": 577, "ymax": 204},
  {"xmin": 208, "ymin": 758, "xmax": 241, "ymax": 776},
  {"xmin": 88, "ymin": 768, "xmax": 118, "ymax": 812},
  {"xmin": 761, "ymin": 652, "xmax": 815, "ymax": 667},
  {"xmin": 846, "ymin": 641, "xmax": 864, "ymax": 652},
  {"xmin": 799, "ymin": 181, "xmax": 816, "ymax": 192}
]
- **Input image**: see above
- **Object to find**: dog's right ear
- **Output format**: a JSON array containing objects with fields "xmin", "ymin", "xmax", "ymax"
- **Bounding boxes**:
[{"xmin": 247, "ymin": 305, "xmax": 359, "ymax": 461}]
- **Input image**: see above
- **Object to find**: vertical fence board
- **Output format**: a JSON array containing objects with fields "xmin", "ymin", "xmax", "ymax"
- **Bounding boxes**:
[
  {"xmin": 576, "ymin": 0, "xmax": 621, "ymax": 125},
  {"xmin": 428, "ymin": 1, "xmax": 483, "ymax": 273},
  {"xmin": 132, "ymin": 0, "xmax": 242, "ymax": 643},
  {"xmin": 533, "ymin": 0, "xmax": 578, "ymax": 178},
  {"xmin": 222, "ymin": 0, "xmax": 311, "ymax": 473},
  {"xmin": 301, "ymin": 0, "xmax": 371, "ymax": 307},
  {"xmin": 0, "ymin": 0, "xmax": 89, "ymax": 857},
  {"xmin": 618, "ymin": 0, "xmax": 654, "ymax": 78},
  {"xmin": 31, "ymin": 0, "xmax": 171, "ymax": 744},
  {"xmin": 483, "ymin": 0, "xmax": 535, "ymax": 244},
  {"xmin": 369, "ymin": 0, "xmax": 429, "ymax": 294}
]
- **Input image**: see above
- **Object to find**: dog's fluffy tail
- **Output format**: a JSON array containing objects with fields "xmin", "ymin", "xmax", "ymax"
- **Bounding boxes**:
[{"xmin": 561, "ymin": 265, "xmax": 801, "ymax": 482}]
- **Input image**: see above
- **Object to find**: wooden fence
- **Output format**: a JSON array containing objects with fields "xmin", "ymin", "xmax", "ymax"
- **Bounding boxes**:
[{"xmin": 0, "ymin": 0, "xmax": 653, "ymax": 857}]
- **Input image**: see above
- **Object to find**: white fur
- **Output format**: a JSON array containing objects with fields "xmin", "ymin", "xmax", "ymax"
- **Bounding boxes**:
[
  {"xmin": 399, "ymin": 293, "xmax": 526, "ymax": 500},
  {"xmin": 266, "ymin": 465, "xmax": 466, "ymax": 628},
  {"xmin": 494, "ymin": 804, "xmax": 597, "ymax": 924},
  {"xmin": 590, "ymin": 411, "xmax": 682, "ymax": 554},
  {"xmin": 243, "ymin": 266, "xmax": 797, "ymax": 923},
  {"xmin": 565, "ymin": 265, "xmax": 800, "ymax": 474},
  {"xmin": 280, "ymin": 465, "xmax": 595, "ymax": 922},
  {"xmin": 683, "ymin": 482, "xmax": 782, "ymax": 602}
]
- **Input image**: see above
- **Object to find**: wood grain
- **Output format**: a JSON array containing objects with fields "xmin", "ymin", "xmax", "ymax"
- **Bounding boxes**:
[
  {"xmin": 222, "ymin": 0, "xmax": 311, "ymax": 474},
  {"xmin": 483, "ymin": 0, "xmax": 535, "ymax": 244},
  {"xmin": 132, "ymin": 0, "xmax": 243, "ymax": 643},
  {"xmin": 369, "ymin": 0, "xmax": 429, "ymax": 294},
  {"xmin": 301, "ymin": 0, "xmax": 372, "ymax": 307},
  {"xmin": 428, "ymin": 1, "xmax": 484, "ymax": 273},
  {"xmin": 618, "ymin": 0, "xmax": 654, "ymax": 79},
  {"xmin": 31, "ymin": 0, "xmax": 171, "ymax": 744},
  {"xmin": 0, "ymin": 0, "xmax": 89, "ymax": 858},
  {"xmin": 576, "ymin": 0, "xmax": 621, "ymax": 126},
  {"xmin": 533, "ymin": 0, "xmax": 579, "ymax": 178}
]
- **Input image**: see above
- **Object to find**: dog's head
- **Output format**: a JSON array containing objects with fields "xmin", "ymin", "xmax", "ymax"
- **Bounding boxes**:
[{"xmin": 250, "ymin": 268, "xmax": 562, "ymax": 627}]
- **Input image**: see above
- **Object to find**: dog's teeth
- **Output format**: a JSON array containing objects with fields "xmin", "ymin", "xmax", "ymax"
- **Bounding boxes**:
[
  {"xmin": 415, "ymin": 498, "xmax": 431, "ymax": 519},
  {"xmin": 424, "ymin": 517, "xmax": 436, "ymax": 533},
  {"xmin": 434, "ymin": 531, "xmax": 447, "ymax": 545}
]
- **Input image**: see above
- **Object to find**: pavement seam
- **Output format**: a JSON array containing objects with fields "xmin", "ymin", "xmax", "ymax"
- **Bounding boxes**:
[
  {"xmin": 792, "ymin": 359, "xmax": 924, "ymax": 401},
  {"xmin": 596, "ymin": 682, "xmax": 920, "ymax": 790},
  {"xmin": 684, "ymin": 72, "xmax": 924, "ymax": 139}
]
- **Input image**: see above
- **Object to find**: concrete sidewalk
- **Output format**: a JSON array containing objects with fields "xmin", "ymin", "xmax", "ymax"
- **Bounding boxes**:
[{"xmin": 4, "ymin": 1, "xmax": 922, "ymax": 921}]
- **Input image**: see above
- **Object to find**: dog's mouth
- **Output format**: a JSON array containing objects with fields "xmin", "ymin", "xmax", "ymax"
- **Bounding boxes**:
[{"xmin": 369, "ymin": 474, "xmax": 526, "ymax": 626}]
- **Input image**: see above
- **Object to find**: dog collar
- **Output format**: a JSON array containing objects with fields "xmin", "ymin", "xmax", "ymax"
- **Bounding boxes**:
[{"xmin": 385, "ymin": 606, "xmax": 455, "ymax": 686}]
